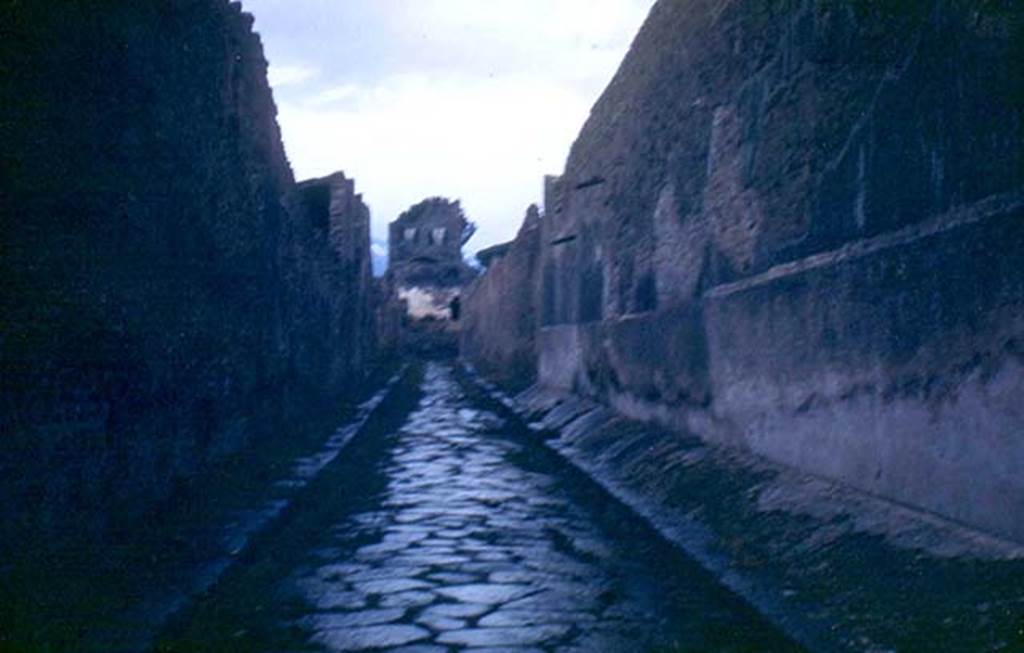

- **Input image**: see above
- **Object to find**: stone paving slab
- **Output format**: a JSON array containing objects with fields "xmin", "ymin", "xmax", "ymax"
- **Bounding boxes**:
[{"xmin": 158, "ymin": 362, "xmax": 803, "ymax": 652}]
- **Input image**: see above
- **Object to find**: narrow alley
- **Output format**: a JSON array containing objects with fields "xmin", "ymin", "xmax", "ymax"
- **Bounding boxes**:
[{"xmin": 156, "ymin": 363, "xmax": 803, "ymax": 652}]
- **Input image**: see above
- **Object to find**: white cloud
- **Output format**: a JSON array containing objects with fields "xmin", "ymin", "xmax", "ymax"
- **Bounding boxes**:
[
  {"xmin": 267, "ymin": 63, "xmax": 318, "ymax": 87},
  {"xmin": 277, "ymin": 73, "xmax": 591, "ymax": 248},
  {"xmin": 305, "ymin": 83, "xmax": 361, "ymax": 107},
  {"xmin": 247, "ymin": 0, "xmax": 656, "ymax": 252}
]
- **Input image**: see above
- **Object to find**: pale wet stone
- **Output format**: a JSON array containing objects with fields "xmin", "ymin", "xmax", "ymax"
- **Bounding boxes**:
[
  {"xmin": 564, "ymin": 534, "xmax": 614, "ymax": 560},
  {"xmin": 387, "ymin": 646, "xmax": 449, "ymax": 653},
  {"xmin": 526, "ymin": 495, "xmax": 569, "ymax": 508},
  {"xmin": 409, "ymin": 540, "xmax": 458, "ymax": 556},
  {"xmin": 383, "ymin": 528, "xmax": 432, "ymax": 544},
  {"xmin": 427, "ymin": 571, "xmax": 480, "ymax": 584},
  {"xmin": 219, "ymin": 364, "xmax": 798, "ymax": 652},
  {"xmin": 343, "ymin": 566, "xmax": 426, "ymax": 582},
  {"xmin": 395, "ymin": 512, "xmax": 434, "ymax": 524},
  {"xmin": 352, "ymin": 578, "xmax": 432, "ymax": 595},
  {"xmin": 419, "ymin": 602, "xmax": 492, "ymax": 619},
  {"xmin": 435, "ymin": 583, "xmax": 535, "ymax": 605},
  {"xmin": 310, "ymin": 623, "xmax": 430, "ymax": 651},
  {"xmin": 474, "ymin": 551, "xmax": 514, "ymax": 562},
  {"xmin": 378, "ymin": 590, "xmax": 437, "ymax": 608},
  {"xmin": 352, "ymin": 512, "xmax": 390, "ymax": 527},
  {"xmin": 393, "ymin": 552, "xmax": 472, "ymax": 567},
  {"xmin": 487, "ymin": 570, "xmax": 561, "ymax": 585},
  {"xmin": 415, "ymin": 613, "xmax": 467, "ymax": 631},
  {"xmin": 355, "ymin": 540, "xmax": 410, "ymax": 556},
  {"xmin": 412, "ymin": 539, "xmax": 459, "ymax": 552},
  {"xmin": 432, "ymin": 516, "xmax": 480, "ymax": 528},
  {"xmin": 437, "ymin": 624, "xmax": 571, "ymax": 647}
]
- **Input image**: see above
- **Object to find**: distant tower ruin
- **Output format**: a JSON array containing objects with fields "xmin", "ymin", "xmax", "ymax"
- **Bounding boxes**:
[
  {"xmin": 388, "ymin": 197, "xmax": 473, "ymax": 267},
  {"xmin": 380, "ymin": 198, "xmax": 477, "ymax": 353}
]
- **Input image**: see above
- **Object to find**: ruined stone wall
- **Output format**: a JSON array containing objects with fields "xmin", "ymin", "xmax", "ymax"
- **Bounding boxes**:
[
  {"xmin": 0, "ymin": 1, "xmax": 376, "ymax": 544},
  {"xmin": 388, "ymin": 197, "xmax": 470, "ymax": 266},
  {"xmin": 296, "ymin": 172, "xmax": 377, "ymax": 378},
  {"xmin": 381, "ymin": 197, "xmax": 478, "ymax": 356},
  {"xmin": 515, "ymin": 0, "xmax": 1024, "ymax": 542},
  {"xmin": 461, "ymin": 206, "xmax": 542, "ymax": 390}
]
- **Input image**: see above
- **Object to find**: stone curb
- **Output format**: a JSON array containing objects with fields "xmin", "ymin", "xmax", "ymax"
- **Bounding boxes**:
[
  {"xmin": 86, "ymin": 368, "xmax": 408, "ymax": 653},
  {"xmin": 459, "ymin": 362, "xmax": 1024, "ymax": 653}
]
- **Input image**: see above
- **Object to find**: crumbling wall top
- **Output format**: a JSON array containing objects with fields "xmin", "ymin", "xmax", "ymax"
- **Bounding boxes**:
[{"xmin": 388, "ymin": 197, "xmax": 473, "ymax": 266}]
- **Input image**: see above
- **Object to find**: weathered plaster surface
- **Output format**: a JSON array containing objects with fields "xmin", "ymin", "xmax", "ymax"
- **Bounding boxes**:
[
  {"xmin": 462, "ymin": 367, "xmax": 1024, "ymax": 652},
  {"xmin": 463, "ymin": 0, "xmax": 1024, "ymax": 543}
]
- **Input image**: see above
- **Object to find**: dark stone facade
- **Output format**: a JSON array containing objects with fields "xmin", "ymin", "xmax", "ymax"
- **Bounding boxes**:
[
  {"xmin": 0, "ymin": 1, "xmax": 376, "ymax": 546},
  {"xmin": 461, "ymin": 206, "xmax": 542, "ymax": 390},
  {"xmin": 296, "ymin": 171, "xmax": 376, "ymax": 376},
  {"xmin": 462, "ymin": 0, "xmax": 1024, "ymax": 543}
]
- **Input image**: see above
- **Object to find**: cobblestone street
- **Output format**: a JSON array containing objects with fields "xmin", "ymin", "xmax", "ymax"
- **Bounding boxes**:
[{"xmin": 158, "ymin": 363, "xmax": 802, "ymax": 652}]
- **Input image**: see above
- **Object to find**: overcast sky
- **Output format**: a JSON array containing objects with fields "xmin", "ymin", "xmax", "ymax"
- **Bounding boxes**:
[{"xmin": 242, "ymin": 0, "xmax": 655, "ymax": 254}]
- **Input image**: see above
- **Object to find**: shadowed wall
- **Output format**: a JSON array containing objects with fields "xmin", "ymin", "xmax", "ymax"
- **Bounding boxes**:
[{"xmin": 0, "ymin": 0, "xmax": 376, "ymax": 546}]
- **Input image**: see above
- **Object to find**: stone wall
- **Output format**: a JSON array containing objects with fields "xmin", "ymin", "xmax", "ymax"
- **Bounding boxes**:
[
  {"xmin": 0, "ymin": 0, "xmax": 376, "ymax": 545},
  {"xmin": 466, "ymin": 0, "xmax": 1024, "ymax": 543},
  {"xmin": 296, "ymin": 172, "xmax": 377, "ymax": 378},
  {"xmin": 461, "ymin": 206, "xmax": 542, "ymax": 390}
]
